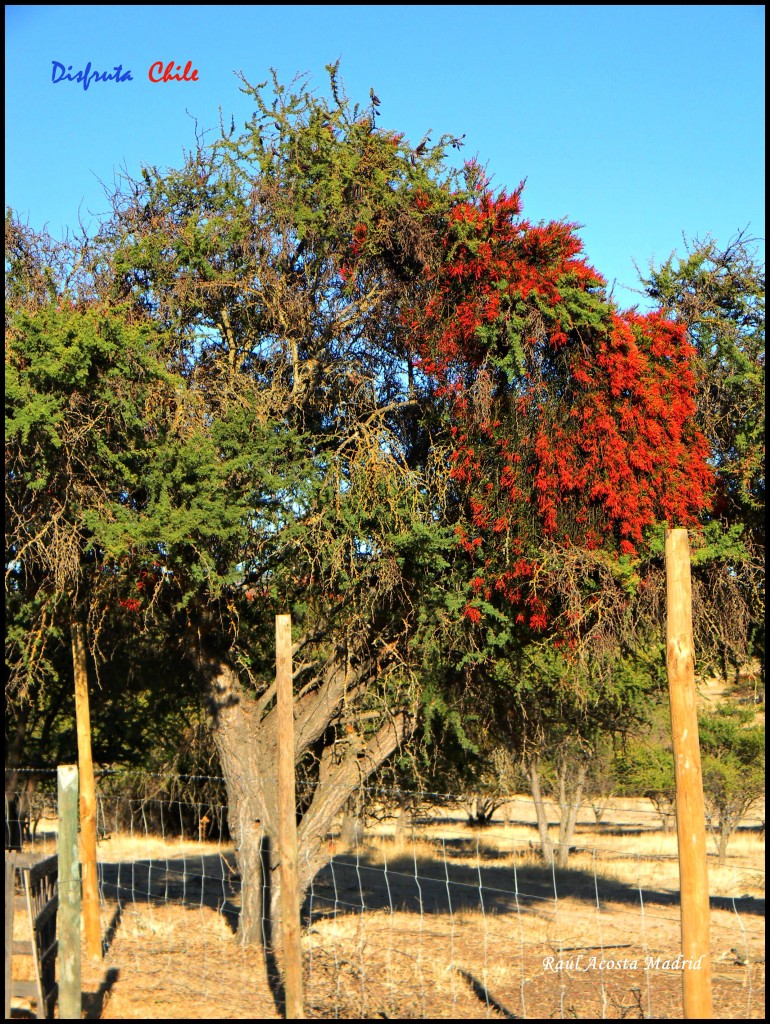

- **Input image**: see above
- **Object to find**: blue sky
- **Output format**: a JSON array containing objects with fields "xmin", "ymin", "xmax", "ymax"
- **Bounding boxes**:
[{"xmin": 5, "ymin": 5, "xmax": 765, "ymax": 307}]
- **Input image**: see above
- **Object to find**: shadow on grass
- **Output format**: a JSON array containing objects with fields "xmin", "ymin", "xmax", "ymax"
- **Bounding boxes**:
[
  {"xmin": 82, "ymin": 967, "xmax": 120, "ymax": 1020},
  {"xmin": 303, "ymin": 839, "xmax": 765, "ymax": 924},
  {"xmin": 96, "ymin": 850, "xmax": 283, "ymax": 1013},
  {"xmin": 94, "ymin": 833, "xmax": 764, "ymax": 938},
  {"xmin": 457, "ymin": 969, "xmax": 521, "ymax": 1018},
  {"xmin": 97, "ymin": 852, "xmax": 242, "ymax": 934},
  {"xmin": 88, "ymin": 832, "xmax": 762, "ymax": 1021}
]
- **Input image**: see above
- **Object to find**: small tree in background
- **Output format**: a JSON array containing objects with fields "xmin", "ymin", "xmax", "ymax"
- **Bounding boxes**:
[
  {"xmin": 614, "ymin": 739, "xmax": 677, "ymax": 834},
  {"xmin": 698, "ymin": 703, "xmax": 765, "ymax": 864},
  {"xmin": 584, "ymin": 733, "xmax": 619, "ymax": 825},
  {"xmin": 519, "ymin": 648, "xmax": 658, "ymax": 867}
]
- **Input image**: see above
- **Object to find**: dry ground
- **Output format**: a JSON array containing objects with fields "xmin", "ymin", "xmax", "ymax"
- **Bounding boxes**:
[{"xmin": 9, "ymin": 798, "xmax": 765, "ymax": 1019}]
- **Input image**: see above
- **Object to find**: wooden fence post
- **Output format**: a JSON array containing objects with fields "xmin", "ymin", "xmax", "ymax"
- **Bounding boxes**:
[
  {"xmin": 5, "ymin": 852, "xmax": 16, "ymax": 1019},
  {"xmin": 58, "ymin": 764, "xmax": 82, "ymax": 1020},
  {"xmin": 72, "ymin": 619, "xmax": 102, "ymax": 960},
  {"xmin": 665, "ymin": 528, "xmax": 713, "ymax": 1017},
  {"xmin": 276, "ymin": 613, "xmax": 305, "ymax": 1019}
]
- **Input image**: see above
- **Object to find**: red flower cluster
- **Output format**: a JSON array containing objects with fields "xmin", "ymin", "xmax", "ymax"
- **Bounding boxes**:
[
  {"xmin": 118, "ymin": 566, "xmax": 164, "ymax": 616},
  {"xmin": 408, "ymin": 181, "xmax": 713, "ymax": 631},
  {"xmin": 529, "ymin": 310, "xmax": 712, "ymax": 552}
]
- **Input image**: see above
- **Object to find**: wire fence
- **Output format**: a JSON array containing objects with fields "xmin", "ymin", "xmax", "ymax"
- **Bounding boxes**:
[{"xmin": 5, "ymin": 770, "xmax": 765, "ymax": 1019}]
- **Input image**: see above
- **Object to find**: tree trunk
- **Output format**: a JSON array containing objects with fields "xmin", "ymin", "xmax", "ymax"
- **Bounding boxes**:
[
  {"xmin": 4, "ymin": 703, "xmax": 31, "ymax": 802},
  {"xmin": 556, "ymin": 761, "xmax": 587, "ymax": 869},
  {"xmin": 339, "ymin": 793, "xmax": 363, "ymax": 851},
  {"xmin": 526, "ymin": 757, "xmax": 554, "ymax": 866},
  {"xmin": 467, "ymin": 796, "xmax": 500, "ymax": 827},
  {"xmin": 393, "ymin": 792, "xmax": 415, "ymax": 844},
  {"xmin": 194, "ymin": 644, "xmax": 412, "ymax": 948},
  {"xmin": 651, "ymin": 796, "xmax": 675, "ymax": 833},
  {"xmin": 197, "ymin": 653, "xmax": 274, "ymax": 945}
]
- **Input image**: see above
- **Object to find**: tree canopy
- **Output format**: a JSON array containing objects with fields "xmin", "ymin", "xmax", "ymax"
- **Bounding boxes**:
[
  {"xmin": 5, "ymin": 67, "xmax": 764, "ymax": 943},
  {"xmin": 640, "ymin": 234, "xmax": 765, "ymax": 673}
]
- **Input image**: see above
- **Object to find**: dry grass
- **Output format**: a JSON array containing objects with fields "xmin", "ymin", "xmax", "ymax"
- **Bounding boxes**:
[
  {"xmin": 8, "ymin": 796, "xmax": 765, "ymax": 1019},
  {"xmin": 303, "ymin": 815, "xmax": 764, "ymax": 1020}
]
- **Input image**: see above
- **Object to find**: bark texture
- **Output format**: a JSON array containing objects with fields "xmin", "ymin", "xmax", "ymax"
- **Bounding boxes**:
[{"xmin": 194, "ymin": 644, "xmax": 411, "ymax": 946}]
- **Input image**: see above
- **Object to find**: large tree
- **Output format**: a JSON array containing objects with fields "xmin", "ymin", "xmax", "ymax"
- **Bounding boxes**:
[
  {"xmin": 7, "ymin": 69, "xmax": 469, "ymax": 945},
  {"xmin": 7, "ymin": 67, "xmax": 733, "ymax": 954}
]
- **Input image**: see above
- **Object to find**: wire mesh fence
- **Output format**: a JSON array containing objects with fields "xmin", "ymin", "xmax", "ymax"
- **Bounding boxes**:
[{"xmin": 4, "ymin": 770, "xmax": 765, "ymax": 1019}]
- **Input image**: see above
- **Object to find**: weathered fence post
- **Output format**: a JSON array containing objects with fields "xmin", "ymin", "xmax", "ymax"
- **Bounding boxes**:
[
  {"xmin": 665, "ymin": 528, "xmax": 713, "ymax": 1017},
  {"xmin": 58, "ymin": 764, "xmax": 82, "ymax": 1020},
  {"xmin": 72, "ymin": 619, "xmax": 102, "ymax": 960},
  {"xmin": 5, "ymin": 851, "xmax": 16, "ymax": 1019},
  {"xmin": 276, "ymin": 613, "xmax": 305, "ymax": 1019}
]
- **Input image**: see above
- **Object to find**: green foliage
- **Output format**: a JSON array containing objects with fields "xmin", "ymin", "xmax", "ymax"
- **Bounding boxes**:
[
  {"xmin": 641, "ymin": 234, "xmax": 765, "ymax": 675},
  {"xmin": 5, "ymin": 295, "xmax": 178, "ymax": 693},
  {"xmin": 698, "ymin": 702, "xmax": 765, "ymax": 858},
  {"xmin": 642, "ymin": 234, "xmax": 764, "ymax": 528},
  {"xmin": 614, "ymin": 696, "xmax": 765, "ymax": 856},
  {"xmin": 614, "ymin": 740, "xmax": 676, "ymax": 804},
  {"xmin": 5, "ymin": 67, "xmax": 764, "ymax": 828},
  {"xmin": 612, "ymin": 692, "xmax": 676, "ymax": 828},
  {"xmin": 6, "ymin": 67, "xmax": 468, "ymax": 781}
]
